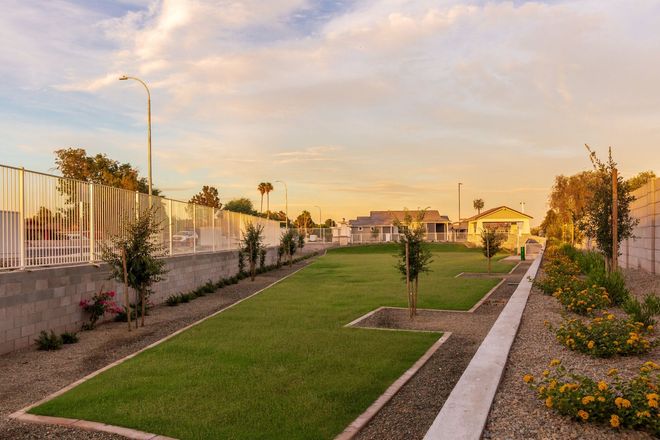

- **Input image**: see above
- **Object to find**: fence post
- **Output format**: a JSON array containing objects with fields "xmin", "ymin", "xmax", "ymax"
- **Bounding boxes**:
[
  {"xmin": 89, "ymin": 184, "xmax": 95, "ymax": 263},
  {"xmin": 652, "ymin": 178, "xmax": 657, "ymax": 275},
  {"xmin": 135, "ymin": 191, "xmax": 139, "ymax": 220},
  {"xmin": 168, "ymin": 199, "xmax": 173, "ymax": 256},
  {"xmin": 18, "ymin": 167, "xmax": 26, "ymax": 269},
  {"xmin": 192, "ymin": 205, "xmax": 196, "ymax": 254},
  {"xmin": 212, "ymin": 208, "xmax": 216, "ymax": 252}
]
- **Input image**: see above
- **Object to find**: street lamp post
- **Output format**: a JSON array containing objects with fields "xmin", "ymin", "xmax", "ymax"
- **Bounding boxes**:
[
  {"xmin": 314, "ymin": 205, "xmax": 322, "ymax": 242},
  {"xmin": 458, "ymin": 182, "xmax": 463, "ymax": 222},
  {"xmin": 275, "ymin": 180, "xmax": 288, "ymax": 230},
  {"xmin": 119, "ymin": 75, "xmax": 152, "ymax": 196}
]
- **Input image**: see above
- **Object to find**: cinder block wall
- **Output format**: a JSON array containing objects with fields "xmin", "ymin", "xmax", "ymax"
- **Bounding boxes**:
[
  {"xmin": 0, "ymin": 247, "xmax": 279, "ymax": 355},
  {"xmin": 620, "ymin": 177, "xmax": 659, "ymax": 274}
]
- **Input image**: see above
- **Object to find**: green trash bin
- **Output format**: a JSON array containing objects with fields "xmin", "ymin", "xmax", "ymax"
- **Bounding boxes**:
[{"xmin": 520, "ymin": 246, "xmax": 526, "ymax": 261}]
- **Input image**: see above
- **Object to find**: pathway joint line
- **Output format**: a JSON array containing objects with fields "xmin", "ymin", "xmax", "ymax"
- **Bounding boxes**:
[
  {"xmin": 334, "ymin": 332, "xmax": 453, "ymax": 440},
  {"xmin": 422, "ymin": 252, "xmax": 543, "ymax": 440},
  {"xmin": 8, "ymin": 260, "xmax": 317, "ymax": 440}
]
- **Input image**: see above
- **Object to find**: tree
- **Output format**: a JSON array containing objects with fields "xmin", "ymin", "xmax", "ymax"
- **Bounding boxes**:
[
  {"xmin": 581, "ymin": 145, "xmax": 638, "ymax": 271},
  {"xmin": 241, "ymin": 222, "xmax": 265, "ymax": 281},
  {"xmin": 224, "ymin": 198, "xmax": 256, "ymax": 215},
  {"xmin": 257, "ymin": 183, "xmax": 267, "ymax": 213},
  {"xmin": 323, "ymin": 218, "xmax": 337, "ymax": 228},
  {"xmin": 294, "ymin": 210, "xmax": 314, "ymax": 230},
  {"xmin": 264, "ymin": 182, "xmax": 275, "ymax": 218},
  {"xmin": 539, "ymin": 209, "xmax": 563, "ymax": 242},
  {"xmin": 101, "ymin": 206, "xmax": 167, "ymax": 329},
  {"xmin": 627, "ymin": 171, "xmax": 656, "ymax": 192},
  {"xmin": 481, "ymin": 227, "xmax": 505, "ymax": 274},
  {"xmin": 548, "ymin": 171, "xmax": 596, "ymax": 245},
  {"xmin": 280, "ymin": 229, "xmax": 299, "ymax": 266},
  {"xmin": 395, "ymin": 210, "xmax": 433, "ymax": 318},
  {"xmin": 54, "ymin": 148, "xmax": 161, "ymax": 195},
  {"xmin": 473, "ymin": 198, "xmax": 485, "ymax": 214},
  {"xmin": 189, "ymin": 185, "xmax": 221, "ymax": 208}
]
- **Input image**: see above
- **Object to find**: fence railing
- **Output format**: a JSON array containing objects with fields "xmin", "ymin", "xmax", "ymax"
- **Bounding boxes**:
[
  {"xmin": 349, "ymin": 231, "xmax": 452, "ymax": 244},
  {"xmin": 0, "ymin": 164, "xmax": 282, "ymax": 271}
]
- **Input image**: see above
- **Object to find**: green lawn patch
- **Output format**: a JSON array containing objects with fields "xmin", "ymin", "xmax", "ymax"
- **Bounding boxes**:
[{"xmin": 30, "ymin": 244, "xmax": 514, "ymax": 439}]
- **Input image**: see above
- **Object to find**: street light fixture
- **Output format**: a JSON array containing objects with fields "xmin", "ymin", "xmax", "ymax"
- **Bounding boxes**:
[
  {"xmin": 275, "ymin": 180, "xmax": 288, "ymax": 230},
  {"xmin": 119, "ymin": 75, "xmax": 152, "ymax": 196},
  {"xmin": 314, "ymin": 205, "xmax": 322, "ymax": 242}
]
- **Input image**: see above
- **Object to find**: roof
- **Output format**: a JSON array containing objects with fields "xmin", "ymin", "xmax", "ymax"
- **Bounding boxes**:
[
  {"xmin": 464, "ymin": 205, "xmax": 533, "ymax": 222},
  {"xmin": 349, "ymin": 210, "xmax": 450, "ymax": 227}
]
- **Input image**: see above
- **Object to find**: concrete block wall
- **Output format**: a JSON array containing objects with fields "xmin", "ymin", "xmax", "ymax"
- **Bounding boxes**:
[
  {"xmin": 621, "ymin": 177, "xmax": 659, "ymax": 274},
  {"xmin": 0, "ymin": 247, "xmax": 280, "ymax": 355}
]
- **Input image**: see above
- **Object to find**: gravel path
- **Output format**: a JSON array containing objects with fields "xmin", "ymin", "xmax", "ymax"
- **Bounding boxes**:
[
  {"xmin": 0, "ymin": 256, "xmax": 317, "ymax": 440},
  {"xmin": 483, "ymin": 263, "xmax": 659, "ymax": 440},
  {"xmin": 353, "ymin": 261, "xmax": 533, "ymax": 440}
]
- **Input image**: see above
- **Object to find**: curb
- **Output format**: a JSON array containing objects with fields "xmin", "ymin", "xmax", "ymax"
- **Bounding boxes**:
[
  {"xmin": 9, "ymin": 261, "xmax": 315, "ymax": 440},
  {"xmin": 422, "ymin": 252, "xmax": 543, "ymax": 440},
  {"xmin": 334, "ymin": 332, "xmax": 452, "ymax": 440}
]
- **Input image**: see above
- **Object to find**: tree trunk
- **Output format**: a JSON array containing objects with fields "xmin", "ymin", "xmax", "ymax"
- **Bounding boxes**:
[
  {"xmin": 488, "ymin": 257, "xmax": 492, "ymax": 274},
  {"xmin": 266, "ymin": 193, "xmax": 270, "ymax": 219},
  {"xmin": 414, "ymin": 276, "xmax": 419, "ymax": 316},
  {"xmin": 121, "ymin": 249, "xmax": 131, "ymax": 332},
  {"xmin": 134, "ymin": 290, "xmax": 139, "ymax": 329},
  {"xmin": 406, "ymin": 241, "xmax": 412, "ymax": 319},
  {"xmin": 140, "ymin": 290, "xmax": 145, "ymax": 327}
]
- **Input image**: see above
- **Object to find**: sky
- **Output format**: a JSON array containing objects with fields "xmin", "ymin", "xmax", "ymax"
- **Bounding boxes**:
[{"xmin": 1, "ymin": 0, "xmax": 659, "ymax": 224}]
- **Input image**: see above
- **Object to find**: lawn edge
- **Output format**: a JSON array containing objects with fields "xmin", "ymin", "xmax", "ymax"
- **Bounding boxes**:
[
  {"xmin": 9, "ymin": 261, "xmax": 316, "ymax": 440},
  {"xmin": 334, "ymin": 332, "xmax": 453, "ymax": 440}
]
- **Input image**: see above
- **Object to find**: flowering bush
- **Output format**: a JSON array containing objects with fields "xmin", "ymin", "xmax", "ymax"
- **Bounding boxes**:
[
  {"xmin": 553, "ymin": 284, "xmax": 611, "ymax": 316},
  {"xmin": 549, "ymin": 313, "xmax": 655, "ymax": 357},
  {"xmin": 524, "ymin": 360, "xmax": 660, "ymax": 435},
  {"xmin": 79, "ymin": 290, "xmax": 123, "ymax": 329}
]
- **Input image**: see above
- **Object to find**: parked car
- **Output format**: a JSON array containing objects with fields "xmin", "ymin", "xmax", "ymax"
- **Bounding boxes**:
[{"xmin": 172, "ymin": 230, "xmax": 198, "ymax": 245}]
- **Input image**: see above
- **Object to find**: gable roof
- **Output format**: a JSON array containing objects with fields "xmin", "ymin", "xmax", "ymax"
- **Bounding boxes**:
[
  {"xmin": 464, "ymin": 205, "xmax": 532, "ymax": 222},
  {"xmin": 349, "ymin": 210, "xmax": 450, "ymax": 227}
]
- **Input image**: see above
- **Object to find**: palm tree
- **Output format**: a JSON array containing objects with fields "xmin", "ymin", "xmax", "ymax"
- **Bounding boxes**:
[
  {"xmin": 257, "ymin": 182, "xmax": 267, "ymax": 213},
  {"xmin": 473, "ymin": 198, "xmax": 485, "ymax": 215},
  {"xmin": 264, "ymin": 182, "xmax": 274, "ymax": 218}
]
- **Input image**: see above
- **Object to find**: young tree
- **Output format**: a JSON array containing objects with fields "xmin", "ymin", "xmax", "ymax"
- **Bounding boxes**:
[
  {"xmin": 241, "ymin": 222, "xmax": 265, "ymax": 281},
  {"xmin": 395, "ymin": 210, "xmax": 433, "ymax": 318},
  {"xmin": 481, "ymin": 227, "xmax": 505, "ymax": 274},
  {"xmin": 549, "ymin": 172, "xmax": 596, "ymax": 245},
  {"xmin": 55, "ymin": 148, "xmax": 161, "ymax": 195},
  {"xmin": 224, "ymin": 198, "xmax": 256, "ymax": 215},
  {"xmin": 189, "ymin": 185, "xmax": 221, "ymax": 208},
  {"xmin": 473, "ymin": 198, "xmax": 485, "ymax": 214},
  {"xmin": 581, "ymin": 145, "xmax": 638, "ymax": 271},
  {"xmin": 101, "ymin": 207, "xmax": 167, "ymax": 329},
  {"xmin": 294, "ymin": 210, "xmax": 314, "ymax": 230},
  {"xmin": 280, "ymin": 229, "xmax": 298, "ymax": 266},
  {"xmin": 257, "ymin": 183, "xmax": 267, "ymax": 213}
]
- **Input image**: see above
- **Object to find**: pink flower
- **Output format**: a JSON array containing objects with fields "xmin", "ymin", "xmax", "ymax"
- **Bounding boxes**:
[{"xmin": 108, "ymin": 291, "xmax": 115, "ymax": 298}]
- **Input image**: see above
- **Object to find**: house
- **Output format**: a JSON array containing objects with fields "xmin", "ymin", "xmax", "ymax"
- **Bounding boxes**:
[
  {"xmin": 461, "ymin": 206, "xmax": 533, "ymax": 249},
  {"xmin": 348, "ymin": 210, "xmax": 451, "ymax": 243}
]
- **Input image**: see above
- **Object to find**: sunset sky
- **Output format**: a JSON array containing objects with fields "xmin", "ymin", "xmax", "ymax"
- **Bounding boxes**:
[{"xmin": 1, "ymin": 0, "xmax": 659, "ymax": 224}]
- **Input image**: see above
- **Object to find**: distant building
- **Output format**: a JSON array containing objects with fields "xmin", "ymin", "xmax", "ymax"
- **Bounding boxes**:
[{"xmin": 348, "ymin": 210, "xmax": 451, "ymax": 243}]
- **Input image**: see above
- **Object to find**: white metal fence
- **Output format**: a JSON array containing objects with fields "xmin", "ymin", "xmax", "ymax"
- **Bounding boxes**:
[{"xmin": 0, "ymin": 164, "xmax": 282, "ymax": 271}]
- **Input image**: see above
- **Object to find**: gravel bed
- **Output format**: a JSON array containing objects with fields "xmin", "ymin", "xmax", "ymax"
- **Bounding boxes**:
[
  {"xmin": 483, "ymin": 263, "xmax": 659, "ymax": 440},
  {"xmin": 0, "ymin": 256, "xmax": 318, "ymax": 440},
  {"xmin": 353, "ymin": 260, "xmax": 533, "ymax": 440}
]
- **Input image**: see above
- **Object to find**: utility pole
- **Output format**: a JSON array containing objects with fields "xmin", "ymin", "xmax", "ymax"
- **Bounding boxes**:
[
  {"xmin": 612, "ymin": 167, "xmax": 618, "ymax": 272},
  {"xmin": 458, "ymin": 182, "xmax": 463, "ymax": 222}
]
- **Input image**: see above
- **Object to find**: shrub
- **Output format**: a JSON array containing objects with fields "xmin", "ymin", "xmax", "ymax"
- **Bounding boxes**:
[
  {"xmin": 588, "ymin": 270, "xmax": 630, "ymax": 306},
  {"xmin": 553, "ymin": 284, "xmax": 611, "ymax": 316},
  {"xmin": 574, "ymin": 250, "xmax": 606, "ymax": 274},
  {"xmin": 525, "ymin": 360, "xmax": 660, "ymax": 435},
  {"xmin": 79, "ymin": 290, "xmax": 123, "ymax": 330},
  {"xmin": 179, "ymin": 293, "xmax": 191, "ymax": 303},
  {"xmin": 35, "ymin": 331, "xmax": 62, "ymax": 351},
  {"xmin": 61, "ymin": 331, "xmax": 79, "ymax": 344},
  {"xmin": 550, "ymin": 313, "xmax": 655, "ymax": 357},
  {"xmin": 624, "ymin": 294, "xmax": 660, "ymax": 327},
  {"xmin": 534, "ymin": 272, "xmax": 585, "ymax": 296},
  {"xmin": 166, "ymin": 295, "xmax": 180, "ymax": 306}
]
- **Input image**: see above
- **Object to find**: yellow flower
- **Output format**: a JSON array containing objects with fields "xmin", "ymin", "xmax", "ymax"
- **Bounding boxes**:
[
  {"xmin": 644, "ymin": 361, "xmax": 659, "ymax": 370},
  {"xmin": 542, "ymin": 370, "xmax": 550, "ymax": 377},
  {"xmin": 646, "ymin": 393, "xmax": 659, "ymax": 400},
  {"xmin": 615, "ymin": 397, "xmax": 632, "ymax": 408},
  {"xmin": 577, "ymin": 410, "xmax": 589, "ymax": 421},
  {"xmin": 587, "ymin": 341, "xmax": 595, "ymax": 349},
  {"xmin": 607, "ymin": 314, "xmax": 615, "ymax": 320},
  {"xmin": 598, "ymin": 381, "xmax": 608, "ymax": 391},
  {"xmin": 597, "ymin": 396, "xmax": 606, "ymax": 402},
  {"xmin": 648, "ymin": 399, "xmax": 658, "ymax": 408},
  {"xmin": 607, "ymin": 368, "xmax": 618, "ymax": 376},
  {"xmin": 548, "ymin": 380, "xmax": 557, "ymax": 390},
  {"xmin": 523, "ymin": 374, "xmax": 534, "ymax": 383},
  {"xmin": 647, "ymin": 325, "xmax": 654, "ymax": 331},
  {"xmin": 636, "ymin": 410, "xmax": 651, "ymax": 418},
  {"xmin": 560, "ymin": 384, "xmax": 569, "ymax": 393},
  {"xmin": 581, "ymin": 396, "xmax": 595, "ymax": 405},
  {"xmin": 549, "ymin": 359, "xmax": 561, "ymax": 367},
  {"xmin": 545, "ymin": 396, "xmax": 553, "ymax": 408},
  {"xmin": 610, "ymin": 414, "xmax": 620, "ymax": 428}
]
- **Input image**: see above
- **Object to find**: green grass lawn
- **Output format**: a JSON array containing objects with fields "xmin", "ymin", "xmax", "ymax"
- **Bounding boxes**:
[{"xmin": 30, "ymin": 244, "xmax": 514, "ymax": 439}]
